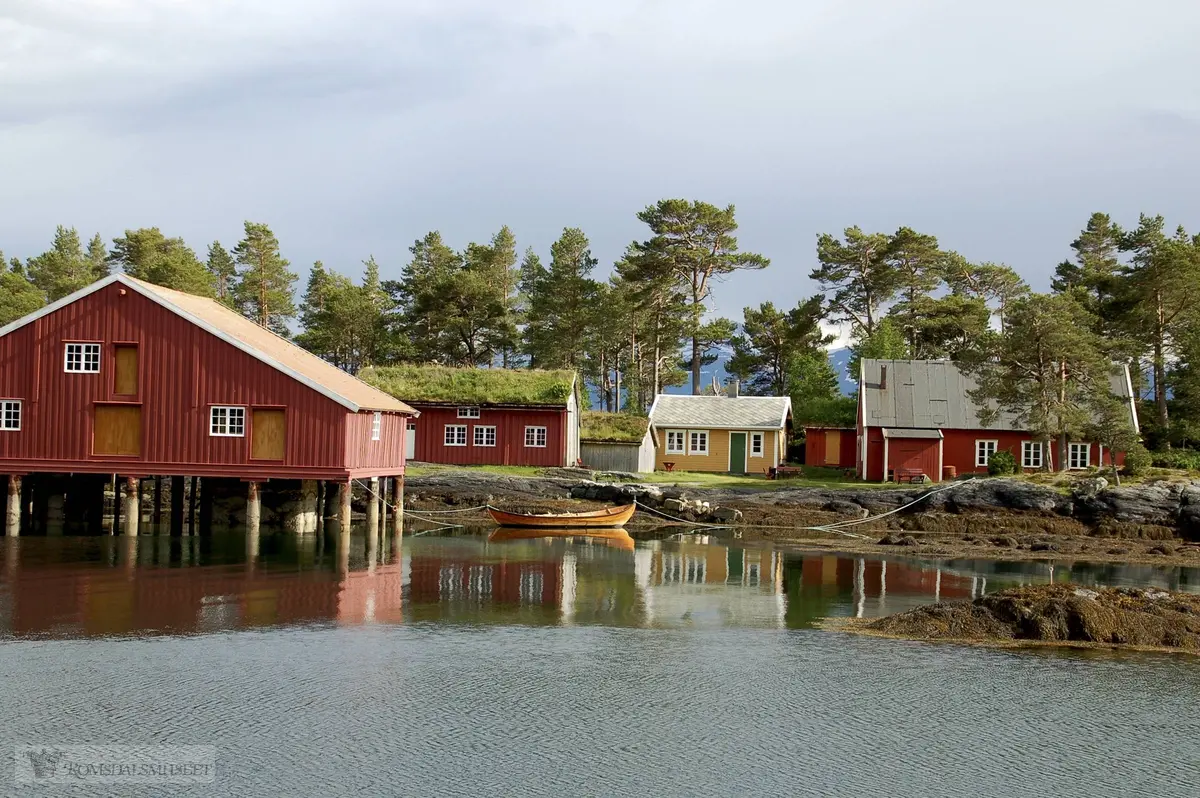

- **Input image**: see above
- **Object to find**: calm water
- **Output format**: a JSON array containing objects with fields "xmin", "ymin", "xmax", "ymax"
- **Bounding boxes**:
[{"xmin": 2, "ymin": 530, "xmax": 1199, "ymax": 796}]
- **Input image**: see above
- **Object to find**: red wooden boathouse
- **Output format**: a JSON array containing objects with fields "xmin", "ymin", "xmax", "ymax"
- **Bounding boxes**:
[
  {"xmin": 0, "ymin": 274, "xmax": 416, "ymax": 535},
  {"xmin": 856, "ymin": 359, "xmax": 1138, "ymax": 482}
]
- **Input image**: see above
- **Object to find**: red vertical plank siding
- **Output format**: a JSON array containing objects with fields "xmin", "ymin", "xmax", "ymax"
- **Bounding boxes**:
[
  {"xmin": 407, "ymin": 404, "xmax": 566, "ymax": 467},
  {"xmin": 344, "ymin": 411, "xmax": 408, "ymax": 476},
  {"xmin": 803, "ymin": 427, "xmax": 827, "ymax": 467},
  {"xmin": 0, "ymin": 283, "xmax": 401, "ymax": 479}
]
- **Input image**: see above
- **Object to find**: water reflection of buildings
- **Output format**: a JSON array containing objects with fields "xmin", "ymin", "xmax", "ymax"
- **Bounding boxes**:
[{"xmin": 0, "ymin": 537, "xmax": 403, "ymax": 638}]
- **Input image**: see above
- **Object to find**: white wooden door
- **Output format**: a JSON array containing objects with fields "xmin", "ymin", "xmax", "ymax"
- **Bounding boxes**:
[{"xmin": 405, "ymin": 421, "xmax": 416, "ymax": 460}]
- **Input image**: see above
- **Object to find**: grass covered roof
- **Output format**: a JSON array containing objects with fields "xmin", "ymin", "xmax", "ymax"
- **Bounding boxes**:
[
  {"xmin": 359, "ymin": 365, "xmax": 576, "ymax": 407},
  {"xmin": 581, "ymin": 411, "xmax": 650, "ymax": 443}
]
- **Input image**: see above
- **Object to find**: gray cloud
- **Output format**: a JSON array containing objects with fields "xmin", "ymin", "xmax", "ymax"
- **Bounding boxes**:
[{"xmin": 2, "ymin": 0, "xmax": 1200, "ymax": 320}]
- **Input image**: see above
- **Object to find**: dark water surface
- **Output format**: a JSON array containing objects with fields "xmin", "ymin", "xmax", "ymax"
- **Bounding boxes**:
[{"xmin": 2, "ymin": 530, "xmax": 1199, "ymax": 796}]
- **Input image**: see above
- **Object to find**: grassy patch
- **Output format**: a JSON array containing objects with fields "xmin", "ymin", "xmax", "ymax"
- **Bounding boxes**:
[
  {"xmin": 580, "ymin": 411, "xmax": 648, "ymax": 443},
  {"xmin": 360, "ymin": 365, "xmax": 575, "ymax": 406},
  {"xmin": 654, "ymin": 466, "xmax": 887, "ymax": 490}
]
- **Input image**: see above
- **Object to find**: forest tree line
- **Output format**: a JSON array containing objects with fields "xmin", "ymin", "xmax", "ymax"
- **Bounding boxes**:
[{"xmin": 3, "ymin": 205, "xmax": 1199, "ymax": 464}]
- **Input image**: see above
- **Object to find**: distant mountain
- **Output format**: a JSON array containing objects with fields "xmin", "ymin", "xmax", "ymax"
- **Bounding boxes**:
[{"xmin": 829, "ymin": 348, "xmax": 856, "ymax": 396}]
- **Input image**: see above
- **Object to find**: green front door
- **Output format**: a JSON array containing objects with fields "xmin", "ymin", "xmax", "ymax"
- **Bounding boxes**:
[{"xmin": 729, "ymin": 432, "xmax": 747, "ymax": 475}]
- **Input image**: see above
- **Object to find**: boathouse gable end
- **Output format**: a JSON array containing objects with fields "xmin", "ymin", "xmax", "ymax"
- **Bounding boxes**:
[{"xmin": 0, "ymin": 275, "xmax": 413, "ymax": 480}]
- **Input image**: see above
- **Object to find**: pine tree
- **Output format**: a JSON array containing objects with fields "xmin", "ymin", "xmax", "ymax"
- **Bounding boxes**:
[
  {"xmin": 27, "ymin": 226, "xmax": 95, "ymax": 300},
  {"xmin": 109, "ymin": 228, "xmax": 215, "ymax": 296},
  {"xmin": 206, "ymin": 241, "xmax": 238, "ymax": 307},
  {"xmin": 943, "ymin": 257, "xmax": 1028, "ymax": 330},
  {"xmin": 811, "ymin": 226, "xmax": 896, "ymax": 339},
  {"xmin": 883, "ymin": 227, "xmax": 945, "ymax": 356},
  {"xmin": 0, "ymin": 255, "xmax": 46, "ymax": 325},
  {"xmin": 231, "ymin": 222, "xmax": 297, "ymax": 334},
  {"xmin": 523, "ymin": 228, "xmax": 602, "ymax": 370},
  {"xmin": 396, "ymin": 232, "xmax": 465, "ymax": 363},
  {"xmin": 86, "ymin": 234, "xmax": 109, "ymax": 280},
  {"xmin": 488, "ymin": 226, "xmax": 520, "ymax": 366},
  {"xmin": 847, "ymin": 316, "xmax": 908, "ymax": 377},
  {"xmin": 296, "ymin": 261, "xmax": 335, "ymax": 359},
  {"xmin": 624, "ymin": 200, "xmax": 768, "ymax": 394},
  {"xmin": 967, "ymin": 293, "xmax": 1115, "ymax": 471},
  {"xmin": 728, "ymin": 297, "xmax": 829, "ymax": 396}
]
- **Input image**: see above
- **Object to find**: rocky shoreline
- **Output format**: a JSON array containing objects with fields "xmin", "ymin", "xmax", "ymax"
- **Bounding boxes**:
[
  {"xmin": 827, "ymin": 584, "xmax": 1200, "ymax": 654},
  {"xmin": 404, "ymin": 468, "xmax": 1200, "ymax": 566}
]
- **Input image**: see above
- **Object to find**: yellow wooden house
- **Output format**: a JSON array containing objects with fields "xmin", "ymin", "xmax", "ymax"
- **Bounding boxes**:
[{"xmin": 647, "ymin": 393, "xmax": 792, "ymax": 474}]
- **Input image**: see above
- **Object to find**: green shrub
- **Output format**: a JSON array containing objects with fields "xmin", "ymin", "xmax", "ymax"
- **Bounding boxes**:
[
  {"xmin": 1124, "ymin": 443, "xmax": 1153, "ymax": 476},
  {"xmin": 987, "ymin": 450, "xmax": 1017, "ymax": 476},
  {"xmin": 1149, "ymin": 448, "xmax": 1200, "ymax": 471}
]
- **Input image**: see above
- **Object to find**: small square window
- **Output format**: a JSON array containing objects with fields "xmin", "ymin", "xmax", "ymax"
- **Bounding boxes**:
[
  {"xmin": 210, "ymin": 406, "xmax": 246, "ymax": 437},
  {"xmin": 750, "ymin": 433, "xmax": 764, "ymax": 456},
  {"xmin": 445, "ymin": 424, "xmax": 468, "ymax": 447},
  {"xmin": 524, "ymin": 426, "xmax": 547, "ymax": 448},
  {"xmin": 371, "ymin": 412, "xmax": 382, "ymax": 441},
  {"xmin": 457, "ymin": 407, "xmax": 481, "ymax": 419},
  {"xmin": 1, "ymin": 400, "xmax": 21, "ymax": 431},
  {"xmin": 665, "ymin": 430, "xmax": 686, "ymax": 454},
  {"xmin": 474, "ymin": 425, "xmax": 497, "ymax": 447},
  {"xmin": 689, "ymin": 431, "xmax": 709, "ymax": 455},
  {"xmin": 64, "ymin": 343, "xmax": 101, "ymax": 373},
  {"xmin": 975, "ymin": 440, "xmax": 998, "ymax": 467}
]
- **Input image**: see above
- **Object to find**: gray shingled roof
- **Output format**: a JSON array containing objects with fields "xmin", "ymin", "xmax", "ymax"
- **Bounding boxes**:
[
  {"xmin": 861, "ymin": 359, "xmax": 1137, "ymax": 431},
  {"xmin": 649, "ymin": 394, "xmax": 791, "ymax": 430}
]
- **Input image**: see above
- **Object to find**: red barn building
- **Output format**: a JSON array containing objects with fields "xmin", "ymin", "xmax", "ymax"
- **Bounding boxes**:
[
  {"xmin": 360, "ymin": 366, "xmax": 581, "ymax": 468},
  {"xmin": 856, "ymin": 359, "xmax": 1138, "ymax": 482},
  {"xmin": 0, "ymin": 274, "xmax": 415, "ymax": 536}
]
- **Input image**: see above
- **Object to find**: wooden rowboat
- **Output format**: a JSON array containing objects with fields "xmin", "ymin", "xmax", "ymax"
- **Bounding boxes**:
[
  {"xmin": 488, "ymin": 527, "xmax": 635, "ymax": 551},
  {"xmin": 487, "ymin": 504, "xmax": 635, "ymax": 529}
]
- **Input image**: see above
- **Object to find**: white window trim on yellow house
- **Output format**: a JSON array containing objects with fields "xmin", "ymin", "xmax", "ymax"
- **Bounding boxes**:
[
  {"xmin": 689, "ymin": 430, "xmax": 709, "ymax": 455},
  {"xmin": 665, "ymin": 429, "xmax": 686, "ymax": 454}
]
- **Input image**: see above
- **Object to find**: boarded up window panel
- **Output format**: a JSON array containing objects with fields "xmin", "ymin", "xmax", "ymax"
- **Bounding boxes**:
[
  {"xmin": 824, "ymin": 430, "xmax": 841, "ymax": 465},
  {"xmin": 251, "ymin": 409, "xmax": 287, "ymax": 460},
  {"xmin": 114, "ymin": 345, "xmax": 138, "ymax": 395},
  {"xmin": 94, "ymin": 405, "xmax": 142, "ymax": 456}
]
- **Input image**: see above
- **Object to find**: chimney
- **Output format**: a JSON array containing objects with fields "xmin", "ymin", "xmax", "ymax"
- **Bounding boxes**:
[
  {"xmin": 727, "ymin": 380, "xmax": 740, "ymax": 399},
  {"xmin": 880, "ymin": 365, "xmax": 888, "ymax": 390}
]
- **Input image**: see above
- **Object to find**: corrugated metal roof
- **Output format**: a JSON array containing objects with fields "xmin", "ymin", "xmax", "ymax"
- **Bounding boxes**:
[
  {"xmin": 648, "ymin": 394, "xmax": 791, "ymax": 430},
  {"xmin": 861, "ymin": 359, "xmax": 1136, "ymax": 431}
]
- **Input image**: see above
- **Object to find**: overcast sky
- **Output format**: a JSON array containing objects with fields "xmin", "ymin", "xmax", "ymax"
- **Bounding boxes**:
[{"xmin": 3, "ymin": 0, "xmax": 1199, "ymax": 332}]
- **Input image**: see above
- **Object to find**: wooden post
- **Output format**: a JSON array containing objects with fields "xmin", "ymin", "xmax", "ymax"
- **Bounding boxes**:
[
  {"xmin": 338, "ymin": 480, "xmax": 352, "ymax": 531},
  {"xmin": 198, "ymin": 478, "xmax": 213, "ymax": 534},
  {"xmin": 392, "ymin": 474, "xmax": 404, "ymax": 536},
  {"xmin": 366, "ymin": 477, "xmax": 380, "ymax": 536},
  {"xmin": 110, "ymin": 474, "xmax": 120, "ymax": 536},
  {"xmin": 5, "ymin": 475, "xmax": 20, "ymax": 537},
  {"xmin": 170, "ymin": 476, "xmax": 185, "ymax": 536},
  {"xmin": 246, "ymin": 481, "xmax": 261, "ymax": 536},
  {"xmin": 187, "ymin": 476, "xmax": 198, "ymax": 534},
  {"xmin": 300, "ymin": 479, "xmax": 318, "ymax": 535},
  {"xmin": 122, "ymin": 476, "xmax": 140, "ymax": 536}
]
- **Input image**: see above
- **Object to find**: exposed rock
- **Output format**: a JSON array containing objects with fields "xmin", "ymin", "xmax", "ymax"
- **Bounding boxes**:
[
  {"xmin": 878, "ymin": 533, "xmax": 920, "ymax": 547},
  {"xmin": 823, "ymin": 499, "xmax": 870, "ymax": 517},
  {"xmin": 1072, "ymin": 477, "xmax": 1108, "ymax": 500},
  {"xmin": 663, "ymin": 498, "xmax": 686, "ymax": 513},
  {"xmin": 868, "ymin": 584, "xmax": 1200, "ymax": 650},
  {"xmin": 1030, "ymin": 541, "xmax": 1059, "ymax": 552},
  {"xmin": 710, "ymin": 507, "xmax": 743, "ymax": 523}
]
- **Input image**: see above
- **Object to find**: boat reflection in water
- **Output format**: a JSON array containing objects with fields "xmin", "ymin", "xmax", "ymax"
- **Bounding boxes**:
[{"xmin": 2, "ymin": 531, "xmax": 1198, "ymax": 639}]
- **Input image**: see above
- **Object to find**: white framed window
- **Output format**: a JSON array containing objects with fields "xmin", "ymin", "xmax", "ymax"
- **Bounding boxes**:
[
  {"xmin": 975, "ymin": 439, "xmax": 998, "ymax": 467},
  {"xmin": 457, "ymin": 407, "xmax": 481, "ymax": 419},
  {"xmin": 1, "ymin": 400, "xmax": 21, "ymax": 431},
  {"xmin": 371, "ymin": 412, "xmax": 382, "ymax": 441},
  {"xmin": 474, "ymin": 425, "xmax": 497, "ymax": 447},
  {"xmin": 64, "ymin": 342, "xmax": 101, "ymax": 373},
  {"xmin": 665, "ymin": 430, "xmax": 686, "ymax": 454},
  {"xmin": 689, "ymin": 430, "xmax": 709, "ymax": 455},
  {"xmin": 210, "ymin": 405, "xmax": 246, "ymax": 437},
  {"xmin": 524, "ymin": 426, "xmax": 547, "ymax": 448},
  {"xmin": 1022, "ymin": 441, "xmax": 1043, "ymax": 469},
  {"xmin": 444, "ymin": 424, "xmax": 468, "ymax": 447},
  {"xmin": 750, "ymin": 432, "xmax": 764, "ymax": 457},
  {"xmin": 1068, "ymin": 442, "xmax": 1091, "ymax": 470}
]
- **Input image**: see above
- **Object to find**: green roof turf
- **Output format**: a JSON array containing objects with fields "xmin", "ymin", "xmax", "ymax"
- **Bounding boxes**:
[
  {"xmin": 580, "ymin": 411, "xmax": 649, "ymax": 443},
  {"xmin": 359, "ymin": 365, "xmax": 576, "ymax": 407}
]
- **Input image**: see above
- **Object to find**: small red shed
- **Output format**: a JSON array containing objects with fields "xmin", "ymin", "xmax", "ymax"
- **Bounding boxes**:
[
  {"xmin": 803, "ymin": 426, "xmax": 856, "ymax": 469},
  {"xmin": 0, "ymin": 274, "xmax": 416, "ymax": 534},
  {"xmin": 359, "ymin": 365, "xmax": 581, "ymax": 468},
  {"xmin": 857, "ymin": 359, "xmax": 1138, "ymax": 482}
]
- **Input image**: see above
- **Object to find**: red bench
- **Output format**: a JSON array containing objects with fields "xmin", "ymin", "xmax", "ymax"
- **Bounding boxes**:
[{"xmin": 896, "ymin": 469, "xmax": 927, "ymax": 484}]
